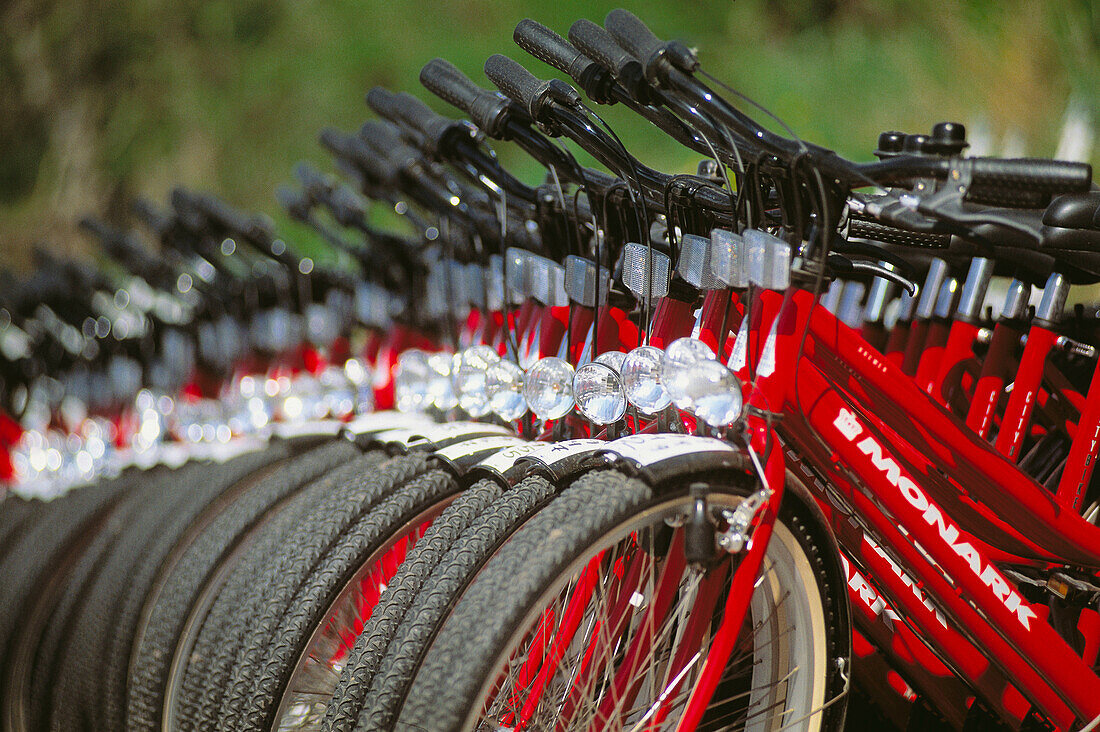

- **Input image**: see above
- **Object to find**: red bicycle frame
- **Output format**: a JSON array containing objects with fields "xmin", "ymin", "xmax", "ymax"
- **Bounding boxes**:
[{"xmin": 747, "ymin": 284, "xmax": 1100, "ymax": 729}]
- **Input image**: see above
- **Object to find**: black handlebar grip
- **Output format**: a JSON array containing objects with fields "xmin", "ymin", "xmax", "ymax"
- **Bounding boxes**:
[
  {"xmin": 132, "ymin": 198, "xmax": 173, "ymax": 237},
  {"xmin": 392, "ymin": 92, "xmax": 456, "ymax": 149},
  {"xmin": 366, "ymin": 87, "xmax": 454, "ymax": 151},
  {"xmin": 514, "ymin": 19, "xmax": 595, "ymax": 86},
  {"xmin": 848, "ymin": 218, "xmax": 951, "ymax": 249},
  {"xmin": 276, "ymin": 184, "xmax": 311, "ymax": 222},
  {"xmin": 358, "ymin": 120, "xmax": 422, "ymax": 171},
  {"xmin": 419, "ymin": 58, "xmax": 512, "ymax": 138},
  {"xmin": 319, "ymin": 128, "xmax": 398, "ymax": 185},
  {"xmin": 364, "ymin": 87, "xmax": 406, "ymax": 125},
  {"xmin": 294, "ymin": 162, "xmax": 331, "ymax": 200},
  {"xmin": 604, "ymin": 9, "xmax": 664, "ymax": 65},
  {"xmin": 965, "ymin": 157, "xmax": 1093, "ymax": 208},
  {"xmin": 358, "ymin": 119, "xmax": 405, "ymax": 153},
  {"xmin": 965, "ymin": 186, "xmax": 1052, "ymax": 209},
  {"xmin": 567, "ymin": 19, "xmax": 639, "ymax": 82},
  {"xmin": 77, "ymin": 216, "xmax": 114, "ymax": 242},
  {"xmin": 328, "ymin": 185, "xmax": 367, "ymax": 227},
  {"xmin": 194, "ymin": 192, "xmax": 251, "ymax": 235},
  {"xmin": 604, "ymin": 9, "xmax": 697, "ymax": 78},
  {"xmin": 484, "ymin": 54, "xmax": 556, "ymax": 120}
]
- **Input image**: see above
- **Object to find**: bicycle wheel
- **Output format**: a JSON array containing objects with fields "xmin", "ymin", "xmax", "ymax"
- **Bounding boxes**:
[
  {"xmin": 397, "ymin": 468, "xmax": 849, "ymax": 732},
  {"xmin": 126, "ymin": 438, "xmax": 360, "ymax": 732},
  {"xmin": 329, "ymin": 474, "xmax": 558, "ymax": 732}
]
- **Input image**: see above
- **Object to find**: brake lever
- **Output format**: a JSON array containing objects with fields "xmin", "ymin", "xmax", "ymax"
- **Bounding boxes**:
[
  {"xmin": 826, "ymin": 253, "xmax": 917, "ymax": 297},
  {"xmin": 847, "ymin": 260, "xmax": 918, "ymax": 297}
]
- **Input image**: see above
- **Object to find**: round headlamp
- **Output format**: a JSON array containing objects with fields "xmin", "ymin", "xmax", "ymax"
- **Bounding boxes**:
[
  {"xmin": 426, "ymin": 352, "xmax": 457, "ymax": 410},
  {"xmin": 679, "ymin": 359, "xmax": 743, "ymax": 426},
  {"xmin": 621, "ymin": 345, "xmax": 671, "ymax": 414},
  {"xmin": 523, "ymin": 357, "xmax": 575, "ymax": 420},
  {"xmin": 573, "ymin": 362, "xmax": 626, "ymax": 425},
  {"xmin": 451, "ymin": 345, "xmax": 499, "ymax": 417},
  {"xmin": 486, "ymin": 358, "xmax": 527, "ymax": 421},
  {"xmin": 661, "ymin": 337, "xmax": 714, "ymax": 409},
  {"xmin": 594, "ymin": 350, "xmax": 627, "ymax": 373},
  {"xmin": 394, "ymin": 349, "xmax": 433, "ymax": 413}
]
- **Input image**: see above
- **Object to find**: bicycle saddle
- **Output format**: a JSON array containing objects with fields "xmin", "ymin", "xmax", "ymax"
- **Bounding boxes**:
[{"xmin": 1043, "ymin": 190, "xmax": 1100, "ymax": 231}]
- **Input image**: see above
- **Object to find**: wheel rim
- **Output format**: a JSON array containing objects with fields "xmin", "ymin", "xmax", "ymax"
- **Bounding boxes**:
[
  {"xmin": 469, "ymin": 493, "xmax": 828, "ymax": 732},
  {"xmin": 272, "ymin": 498, "xmax": 454, "ymax": 730}
]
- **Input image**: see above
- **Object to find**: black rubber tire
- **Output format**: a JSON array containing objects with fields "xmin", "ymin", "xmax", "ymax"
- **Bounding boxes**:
[
  {"xmin": 318, "ymin": 477, "xmax": 505, "ymax": 732},
  {"xmin": 49, "ymin": 445, "xmax": 286, "ymax": 730},
  {"xmin": 0, "ymin": 494, "xmax": 40, "ymax": 559},
  {"xmin": 24, "ymin": 463, "xmax": 192, "ymax": 731},
  {"xmin": 395, "ymin": 469, "xmax": 649, "ymax": 732},
  {"xmin": 0, "ymin": 473, "xmax": 135, "ymax": 665},
  {"xmin": 220, "ymin": 466, "xmax": 464, "ymax": 730},
  {"xmin": 335, "ymin": 474, "xmax": 557, "ymax": 732},
  {"xmin": 124, "ymin": 438, "xmax": 360, "ymax": 732},
  {"xmin": 175, "ymin": 451, "xmax": 432, "ymax": 732},
  {"xmin": 396, "ymin": 468, "xmax": 850, "ymax": 732},
  {"xmin": 0, "ymin": 468, "xmax": 142, "ymax": 722}
]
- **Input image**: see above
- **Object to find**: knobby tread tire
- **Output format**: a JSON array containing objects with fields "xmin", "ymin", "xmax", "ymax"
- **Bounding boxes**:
[
  {"xmin": 27, "ymin": 463, "xmax": 190, "ymax": 731},
  {"xmin": 0, "ymin": 471, "xmax": 136, "ymax": 667},
  {"xmin": 396, "ymin": 469, "xmax": 651, "ymax": 732},
  {"xmin": 125, "ymin": 438, "xmax": 358, "ymax": 732},
  {"xmin": 347, "ymin": 474, "xmax": 557, "ymax": 732},
  {"xmin": 51, "ymin": 448, "xmax": 280, "ymax": 730},
  {"xmin": 172, "ymin": 451, "xmax": 389, "ymax": 730},
  {"xmin": 178, "ymin": 451, "xmax": 430, "ymax": 732},
  {"xmin": 223, "ymin": 466, "xmax": 462, "ymax": 730},
  {"xmin": 0, "ymin": 469, "xmax": 141, "ymax": 718},
  {"xmin": 321, "ymin": 477, "xmax": 504, "ymax": 732},
  {"xmin": 0, "ymin": 495, "xmax": 39, "ymax": 559}
]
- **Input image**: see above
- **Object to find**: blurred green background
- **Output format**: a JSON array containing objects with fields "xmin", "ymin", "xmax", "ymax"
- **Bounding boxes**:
[{"xmin": 1, "ymin": 0, "xmax": 1097, "ymax": 268}]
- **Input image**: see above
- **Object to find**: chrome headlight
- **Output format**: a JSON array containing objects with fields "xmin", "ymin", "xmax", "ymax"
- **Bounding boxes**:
[
  {"xmin": 573, "ymin": 362, "xmax": 626, "ymax": 425},
  {"xmin": 523, "ymin": 357, "xmax": 575, "ymax": 420},
  {"xmin": 594, "ymin": 350, "xmax": 626, "ymax": 373},
  {"xmin": 394, "ymin": 349, "xmax": 433, "ymax": 413},
  {"xmin": 451, "ymin": 345, "xmax": 499, "ymax": 417},
  {"xmin": 426, "ymin": 352, "xmax": 457, "ymax": 410},
  {"xmin": 661, "ymin": 337, "xmax": 714, "ymax": 408},
  {"xmin": 660, "ymin": 337, "xmax": 743, "ymax": 427},
  {"xmin": 677, "ymin": 359, "xmax": 743, "ymax": 426},
  {"xmin": 486, "ymin": 358, "xmax": 527, "ymax": 421},
  {"xmin": 621, "ymin": 345, "xmax": 671, "ymax": 414}
]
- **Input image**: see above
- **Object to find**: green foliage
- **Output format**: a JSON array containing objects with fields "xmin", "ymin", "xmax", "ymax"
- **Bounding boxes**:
[{"xmin": 0, "ymin": 0, "xmax": 1095, "ymax": 265}]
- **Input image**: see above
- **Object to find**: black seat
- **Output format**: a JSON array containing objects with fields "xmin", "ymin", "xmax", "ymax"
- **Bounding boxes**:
[{"xmin": 1043, "ymin": 191, "xmax": 1100, "ymax": 231}]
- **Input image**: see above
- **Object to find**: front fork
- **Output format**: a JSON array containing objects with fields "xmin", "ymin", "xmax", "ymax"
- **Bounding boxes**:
[{"xmin": 674, "ymin": 422, "xmax": 785, "ymax": 731}]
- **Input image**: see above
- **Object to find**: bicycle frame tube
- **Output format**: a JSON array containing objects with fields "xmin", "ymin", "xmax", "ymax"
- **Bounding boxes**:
[
  {"xmin": 783, "ymin": 291, "xmax": 1100, "ymax": 727},
  {"xmin": 1058, "ymin": 357, "xmax": 1100, "ymax": 512},
  {"xmin": 994, "ymin": 325, "xmax": 1059, "ymax": 460},
  {"xmin": 965, "ymin": 318, "xmax": 1022, "ymax": 438},
  {"xmin": 995, "ymin": 273, "xmax": 1071, "ymax": 460}
]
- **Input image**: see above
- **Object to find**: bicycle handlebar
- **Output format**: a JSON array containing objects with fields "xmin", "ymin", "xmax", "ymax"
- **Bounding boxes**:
[
  {"xmin": 366, "ymin": 88, "xmax": 456, "ymax": 153},
  {"xmin": 484, "ymin": 53, "xmax": 580, "ymax": 120},
  {"xmin": 567, "ymin": 20, "xmax": 645, "ymax": 100},
  {"xmin": 320, "ymin": 127, "xmax": 399, "ymax": 186},
  {"xmin": 966, "ymin": 158, "xmax": 1093, "ymax": 208},
  {"xmin": 419, "ymin": 58, "xmax": 515, "ymax": 137},
  {"xmin": 513, "ymin": 20, "xmax": 603, "ymax": 95}
]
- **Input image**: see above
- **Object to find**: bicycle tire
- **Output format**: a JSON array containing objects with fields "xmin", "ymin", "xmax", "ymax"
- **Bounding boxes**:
[
  {"xmin": 125, "ymin": 438, "xmax": 360, "ymax": 732},
  {"xmin": 337, "ymin": 474, "xmax": 557, "ymax": 732},
  {"xmin": 49, "ymin": 447, "xmax": 280, "ymax": 730},
  {"xmin": 396, "ymin": 468, "xmax": 848, "ymax": 731},
  {"xmin": 23, "ymin": 462, "xmax": 192, "ymax": 730},
  {"xmin": 225, "ymin": 466, "xmax": 463, "ymax": 730},
  {"xmin": 318, "ymin": 477, "xmax": 506, "ymax": 732},
  {"xmin": 176, "ymin": 451, "xmax": 431, "ymax": 732}
]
